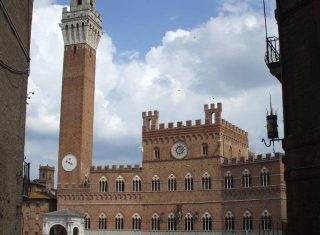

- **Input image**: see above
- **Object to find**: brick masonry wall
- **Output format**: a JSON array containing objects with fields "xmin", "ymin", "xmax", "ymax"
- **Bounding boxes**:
[
  {"xmin": 57, "ymin": 156, "xmax": 285, "ymax": 231},
  {"xmin": 22, "ymin": 198, "xmax": 56, "ymax": 235}
]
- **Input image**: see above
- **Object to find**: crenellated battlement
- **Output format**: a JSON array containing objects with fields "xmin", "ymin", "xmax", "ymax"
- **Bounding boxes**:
[
  {"xmin": 142, "ymin": 110, "xmax": 159, "ymax": 131},
  {"xmin": 204, "ymin": 103, "xmax": 222, "ymax": 111},
  {"xmin": 204, "ymin": 103, "xmax": 222, "ymax": 125},
  {"xmin": 221, "ymin": 119, "xmax": 248, "ymax": 136},
  {"xmin": 142, "ymin": 110, "xmax": 159, "ymax": 118},
  {"xmin": 91, "ymin": 164, "xmax": 143, "ymax": 172},
  {"xmin": 142, "ymin": 103, "xmax": 220, "ymax": 131},
  {"xmin": 221, "ymin": 152, "xmax": 284, "ymax": 166},
  {"xmin": 157, "ymin": 119, "xmax": 203, "ymax": 130},
  {"xmin": 142, "ymin": 103, "xmax": 247, "ymax": 140}
]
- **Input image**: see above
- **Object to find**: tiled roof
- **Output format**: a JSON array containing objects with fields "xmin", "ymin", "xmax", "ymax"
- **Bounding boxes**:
[
  {"xmin": 44, "ymin": 209, "xmax": 83, "ymax": 218},
  {"xmin": 30, "ymin": 192, "xmax": 50, "ymax": 199}
]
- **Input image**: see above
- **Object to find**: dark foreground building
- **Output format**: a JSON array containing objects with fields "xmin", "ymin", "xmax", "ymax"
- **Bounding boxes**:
[
  {"xmin": 0, "ymin": 1, "xmax": 33, "ymax": 234},
  {"xmin": 265, "ymin": 0, "xmax": 320, "ymax": 234}
]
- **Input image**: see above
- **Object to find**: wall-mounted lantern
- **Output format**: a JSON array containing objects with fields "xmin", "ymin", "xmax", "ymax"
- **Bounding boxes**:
[{"xmin": 262, "ymin": 96, "xmax": 282, "ymax": 150}]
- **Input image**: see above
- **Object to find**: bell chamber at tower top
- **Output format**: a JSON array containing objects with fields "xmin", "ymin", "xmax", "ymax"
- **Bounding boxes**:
[{"xmin": 60, "ymin": 0, "xmax": 102, "ymax": 50}]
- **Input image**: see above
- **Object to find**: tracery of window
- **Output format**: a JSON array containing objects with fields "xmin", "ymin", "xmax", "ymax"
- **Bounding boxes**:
[
  {"xmin": 260, "ymin": 168, "xmax": 271, "ymax": 186},
  {"xmin": 152, "ymin": 175, "xmax": 160, "ymax": 192},
  {"xmin": 185, "ymin": 213, "xmax": 194, "ymax": 231},
  {"xmin": 202, "ymin": 143, "xmax": 208, "ymax": 156},
  {"xmin": 99, "ymin": 176, "xmax": 108, "ymax": 192},
  {"xmin": 224, "ymin": 171, "xmax": 234, "ymax": 189},
  {"xmin": 168, "ymin": 174, "xmax": 177, "ymax": 191},
  {"xmin": 115, "ymin": 176, "xmax": 125, "ymax": 192},
  {"xmin": 242, "ymin": 169, "xmax": 252, "ymax": 188},
  {"xmin": 154, "ymin": 147, "xmax": 160, "ymax": 160},
  {"xmin": 243, "ymin": 211, "xmax": 253, "ymax": 231},
  {"xmin": 84, "ymin": 213, "xmax": 91, "ymax": 230},
  {"xmin": 151, "ymin": 213, "xmax": 160, "ymax": 231},
  {"xmin": 202, "ymin": 212, "xmax": 212, "ymax": 231},
  {"xmin": 115, "ymin": 213, "xmax": 124, "ymax": 230},
  {"xmin": 184, "ymin": 173, "xmax": 193, "ymax": 191},
  {"xmin": 132, "ymin": 175, "xmax": 142, "ymax": 192},
  {"xmin": 261, "ymin": 210, "xmax": 272, "ymax": 230},
  {"xmin": 132, "ymin": 213, "xmax": 141, "ymax": 230},
  {"xmin": 98, "ymin": 213, "xmax": 107, "ymax": 230},
  {"xmin": 202, "ymin": 172, "xmax": 211, "ymax": 190},
  {"xmin": 225, "ymin": 211, "xmax": 235, "ymax": 231},
  {"xmin": 168, "ymin": 213, "xmax": 177, "ymax": 231}
]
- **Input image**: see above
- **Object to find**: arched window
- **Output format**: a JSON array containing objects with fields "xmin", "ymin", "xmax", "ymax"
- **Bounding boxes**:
[
  {"xmin": 168, "ymin": 174, "xmax": 176, "ymax": 191},
  {"xmin": 132, "ymin": 213, "xmax": 141, "ymax": 230},
  {"xmin": 115, "ymin": 176, "xmax": 125, "ymax": 192},
  {"xmin": 238, "ymin": 149, "xmax": 241, "ymax": 158},
  {"xmin": 98, "ymin": 213, "xmax": 107, "ymax": 230},
  {"xmin": 261, "ymin": 210, "xmax": 272, "ymax": 230},
  {"xmin": 132, "ymin": 175, "xmax": 141, "ymax": 192},
  {"xmin": 115, "ymin": 213, "xmax": 124, "ymax": 230},
  {"xmin": 202, "ymin": 212, "xmax": 212, "ymax": 231},
  {"xmin": 148, "ymin": 119, "xmax": 152, "ymax": 130},
  {"xmin": 154, "ymin": 147, "xmax": 160, "ymax": 160},
  {"xmin": 77, "ymin": 0, "xmax": 82, "ymax": 5},
  {"xmin": 151, "ymin": 213, "xmax": 160, "ymax": 231},
  {"xmin": 185, "ymin": 213, "xmax": 194, "ymax": 231},
  {"xmin": 202, "ymin": 172, "xmax": 211, "ymax": 190},
  {"xmin": 168, "ymin": 213, "xmax": 176, "ymax": 231},
  {"xmin": 242, "ymin": 169, "xmax": 251, "ymax": 188},
  {"xmin": 225, "ymin": 211, "xmax": 235, "ymax": 231},
  {"xmin": 73, "ymin": 227, "xmax": 79, "ymax": 235},
  {"xmin": 152, "ymin": 175, "xmax": 160, "ymax": 192},
  {"xmin": 229, "ymin": 146, "xmax": 232, "ymax": 158},
  {"xmin": 260, "ymin": 168, "xmax": 270, "ymax": 186},
  {"xmin": 202, "ymin": 143, "xmax": 208, "ymax": 156},
  {"xmin": 224, "ymin": 171, "xmax": 234, "ymax": 189},
  {"xmin": 184, "ymin": 173, "xmax": 193, "ymax": 191},
  {"xmin": 99, "ymin": 176, "xmax": 108, "ymax": 192},
  {"xmin": 243, "ymin": 211, "xmax": 253, "ymax": 231},
  {"xmin": 84, "ymin": 213, "xmax": 90, "ymax": 230},
  {"xmin": 211, "ymin": 112, "xmax": 216, "ymax": 124}
]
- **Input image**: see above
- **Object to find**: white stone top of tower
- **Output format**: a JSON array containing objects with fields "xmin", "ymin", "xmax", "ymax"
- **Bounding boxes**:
[{"xmin": 60, "ymin": 0, "xmax": 102, "ymax": 50}]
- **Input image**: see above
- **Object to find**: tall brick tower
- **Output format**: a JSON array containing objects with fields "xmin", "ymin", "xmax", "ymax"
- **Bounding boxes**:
[
  {"xmin": 39, "ymin": 165, "xmax": 55, "ymax": 191},
  {"xmin": 57, "ymin": 0, "xmax": 102, "ymax": 197}
]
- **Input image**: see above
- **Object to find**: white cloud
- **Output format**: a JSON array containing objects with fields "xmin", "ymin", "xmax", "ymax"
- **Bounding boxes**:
[{"xmin": 26, "ymin": 0, "xmax": 283, "ymax": 179}]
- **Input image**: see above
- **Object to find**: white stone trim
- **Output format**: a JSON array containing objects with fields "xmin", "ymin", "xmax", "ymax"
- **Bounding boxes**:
[{"xmin": 60, "ymin": 1, "xmax": 102, "ymax": 50}]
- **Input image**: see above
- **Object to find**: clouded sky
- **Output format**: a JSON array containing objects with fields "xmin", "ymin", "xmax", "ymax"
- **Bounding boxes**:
[{"xmin": 26, "ymin": 0, "xmax": 283, "ymax": 180}]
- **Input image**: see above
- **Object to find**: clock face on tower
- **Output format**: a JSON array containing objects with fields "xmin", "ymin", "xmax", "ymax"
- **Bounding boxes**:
[
  {"xmin": 62, "ymin": 154, "xmax": 77, "ymax": 172},
  {"xmin": 171, "ymin": 141, "xmax": 188, "ymax": 159}
]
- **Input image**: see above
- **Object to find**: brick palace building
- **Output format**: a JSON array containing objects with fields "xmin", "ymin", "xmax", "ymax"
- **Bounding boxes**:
[{"xmin": 43, "ymin": 0, "xmax": 287, "ymax": 234}]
